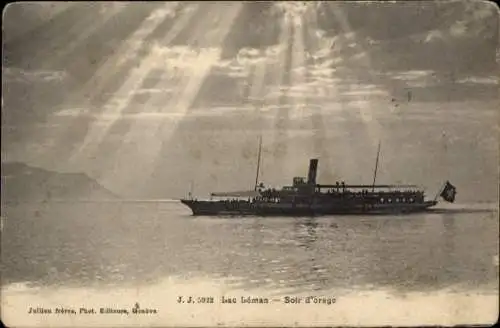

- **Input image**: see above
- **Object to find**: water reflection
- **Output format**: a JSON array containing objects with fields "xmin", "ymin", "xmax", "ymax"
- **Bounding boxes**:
[
  {"xmin": 1, "ymin": 202, "xmax": 498, "ymax": 295},
  {"xmin": 293, "ymin": 218, "xmax": 329, "ymax": 292},
  {"xmin": 295, "ymin": 217, "xmax": 318, "ymax": 250}
]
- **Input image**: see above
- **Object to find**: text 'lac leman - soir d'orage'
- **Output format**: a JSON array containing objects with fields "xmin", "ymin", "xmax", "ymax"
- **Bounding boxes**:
[{"xmin": 177, "ymin": 296, "xmax": 337, "ymax": 305}]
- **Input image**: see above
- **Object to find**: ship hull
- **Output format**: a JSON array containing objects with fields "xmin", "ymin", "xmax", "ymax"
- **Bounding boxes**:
[{"xmin": 180, "ymin": 199, "xmax": 438, "ymax": 216}]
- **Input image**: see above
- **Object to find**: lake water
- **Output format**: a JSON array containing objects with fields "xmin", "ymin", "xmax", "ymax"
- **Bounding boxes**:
[{"xmin": 1, "ymin": 201, "xmax": 498, "ymax": 326}]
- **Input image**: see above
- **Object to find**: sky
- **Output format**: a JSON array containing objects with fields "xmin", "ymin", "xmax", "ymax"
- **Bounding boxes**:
[{"xmin": 2, "ymin": 1, "xmax": 499, "ymax": 201}]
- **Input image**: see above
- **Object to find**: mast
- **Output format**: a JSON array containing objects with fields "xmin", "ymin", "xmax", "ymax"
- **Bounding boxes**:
[
  {"xmin": 254, "ymin": 135, "xmax": 263, "ymax": 191},
  {"xmin": 189, "ymin": 180, "xmax": 194, "ymax": 199},
  {"xmin": 372, "ymin": 140, "xmax": 381, "ymax": 192}
]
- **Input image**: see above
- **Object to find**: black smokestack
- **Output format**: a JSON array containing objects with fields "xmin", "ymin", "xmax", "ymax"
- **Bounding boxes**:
[{"xmin": 307, "ymin": 159, "xmax": 318, "ymax": 185}]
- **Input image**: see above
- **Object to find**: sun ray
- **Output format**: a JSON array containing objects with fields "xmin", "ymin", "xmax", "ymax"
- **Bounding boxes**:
[
  {"xmin": 3, "ymin": 3, "xmax": 79, "ymax": 45},
  {"xmin": 65, "ymin": 3, "xmax": 181, "ymax": 106},
  {"xmin": 67, "ymin": 57, "xmax": 168, "ymax": 161},
  {"xmin": 30, "ymin": 4, "xmax": 182, "ymax": 166},
  {"xmin": 96, "ymin": 2, "xmax": 244, "ymax": 194},
  {"xmin": 245, "ymin": 50, "xmax": 272, "ymax": 157},
  {"xmin": 326, "ymin": 2, "xmax": 386, "ymax": 150},
  {"xmin": 269, "ymin": 14, "xmax": 294, "ymax": 183},
  {"xmin": 302, "ymin": 6, "xmax": 363, "ymax": 182},
  {"xmin": 65, "ymin": 3, "xmax": 203, "ymax": 164},
  {"xmin": 76, "ymin": 2, "xmax": 212, "ymax": 184},
  {"xmin": 41, "ymin": 4, "xmax": 126, "ymax": 70},
  {"xmin": 37, "ymin": 7, "xmax": 100, "ymax": 59},
  {"xmin": 248, "ymin": 59, "xmax": 268, "ymax": 111},
  {"xmin": 302, "ymin": 7, "xmax": 334, "ymax": 180},
  {"xmin": 272, "ymin": 18, "xmax": 293, "ymax": 101},
  {"xmin": 150, "ymin": 2, "xmax": 244, "ymax": 129},
  {"xmin": 287, "ymin": 14, "xmax": 310, "ymax": 177},
  {"xmin": 326, "ymin": 2, "xmax": 422, "ymax": 183},
  {"xmin": 158, "ymin": 3, "xmax": 243, "ymax": 117},
  {"xmin": 290, "ymin": 16, "xmax": 307, "ymax": 121},
  {"xmin": 269, "ymin": 2, "xmax": 327, "ymax": 182},
  {"xmin": 245, "ymin": 18, "xmax": 280, "ymax": 120},
  {"xmin": 238, "ymin": 21, "xmax": 283, "ymax": 183}
]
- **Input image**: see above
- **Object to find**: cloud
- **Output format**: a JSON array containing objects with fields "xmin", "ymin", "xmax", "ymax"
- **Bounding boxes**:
[
  {"xmin": 449, "ymin": 20, "xmax": 467, "ymax": 37},
  {"xmin": 311, "ymin": 34, "xmax": 337, "ymax": 60},
  {"xmin": 3, "ymin": 67, "xmax": 68, "ymax": 83},
  {"xmin": 145, "ymin": 2, "xmax": 180, "ymax": 20},
  {"xmin": 55, "ymin": 108, "xmax": 90, "ymax": 117},
  {"xmin": 365, "ymin": 37, "xmax": 381, "ymax": 46},
  {"xmin": 149, "ymin": 44, "xmax": 222, "ymax": 72},
  {"xmin": 306, "ymin": 77, "xmax": 342, "ymax": 87},
  {"xmin": 262, "ymin": 79, "xmax": 388, "ymax": 101},
  {"xmin": 234, "ymin": 45, "xmax": 285, "ymax": 67},
  {"xmin": 273, "ymin": 1, "xmax": 320, "ymax": 26},
  {"xmin": 390, "ymin": 70, "xmax": 435, "ymax": 81},
  {"xmin": 384, "ymin": 70, "xmax": 441, "ymax": 87},
  {"xmin": 53, "ymin": 105, "xmax": 259, "ymax": 121},
  {"xmin": 102, "ymin": 24, "xmax": 393, "ymax": 110},
  {"xmin": 456, "ymin": 76, "xmax": 498, "ymax": 85},
  {"xmin": 340, "ymin": 89, "xmax": 388, "ymax": 97},
  {"xmin": 97, "ymin": 2, "xmax": 129, "ymax": 15},
  {"xmin": 132, "ymin": 88, "xmax": 175, "ymax": 95},
  {"xmin": 384, "ymin": 70, "xmax": 498, "ymax": 88},
  {"xmin": 352, "ymin": 52, "xmax": 368, "ymax": 60},
  {"xmin": 210, "ymin": 44, "xmax": 286, "ymax": 80},
  {"xmin": 309, "ymin": 63, "xmax": 337, "ymax": 77},
  {"xmin": 424, "ymin": 30, "xmax": 444, "ymax": 43}
]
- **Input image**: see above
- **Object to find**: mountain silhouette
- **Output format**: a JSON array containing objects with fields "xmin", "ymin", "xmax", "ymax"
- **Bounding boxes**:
[{"xmin": 1, "ymin": 162, "xmax": 119, "ymax": 202}]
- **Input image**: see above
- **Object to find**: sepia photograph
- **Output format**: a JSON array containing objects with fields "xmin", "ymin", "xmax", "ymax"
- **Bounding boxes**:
[{"xmin": 1, "ymin": 1, "xmax": 499, "ymax": 326}]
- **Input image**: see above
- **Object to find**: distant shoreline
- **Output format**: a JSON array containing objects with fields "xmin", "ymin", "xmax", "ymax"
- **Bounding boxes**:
[{"xmin": 1, "ymin": 199, "xmax": 181, "ymax": 204}]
